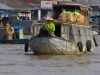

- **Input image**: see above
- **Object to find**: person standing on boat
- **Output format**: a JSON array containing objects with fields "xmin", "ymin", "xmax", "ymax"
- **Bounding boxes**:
[
  {"xmin": 44, "ymin": 18, "xmax": 55, "ymax": 35},
  {"xmin": 42, "ymin": 14, "xmax": 50, "ymax": 21},
  {"xmin": 2, "ymin": 15, "xmax": 7, "ymax": 26}
]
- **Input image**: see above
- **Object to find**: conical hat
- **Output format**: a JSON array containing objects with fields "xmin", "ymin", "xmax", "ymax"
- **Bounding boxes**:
[{"xmin": 46, "ymin": 18, "xmax": 54, "ymax": 21}]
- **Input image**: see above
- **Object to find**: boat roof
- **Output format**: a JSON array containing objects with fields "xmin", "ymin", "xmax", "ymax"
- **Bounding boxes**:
[
  {"xmin": 53, "ymin": 4, "xmax": 81, "ymax": 7},
  {"xmin": 53, "ymin": 1, "xmax": 91, "ymax": 9},
  {"xmin": 54, "ymin": 1, "xmax": 81, "ymax": 6}
]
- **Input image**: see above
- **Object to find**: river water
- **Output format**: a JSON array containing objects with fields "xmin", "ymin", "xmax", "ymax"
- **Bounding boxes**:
[{"xmin": 0, "ymin": 35, "xmax": 100, "ymax": 75}]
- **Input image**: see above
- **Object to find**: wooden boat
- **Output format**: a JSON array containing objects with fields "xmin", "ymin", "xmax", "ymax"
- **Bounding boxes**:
[
  {"xmin": 25, "ymin": 23, "xmax": 98, "ymax": 55},
  {"xmin": 24, "ymin": 3, "xmax": 98, "ymax": 54},
  {"xmin": 90, "ymin": 22, "xmax": 100, "ymax": 35}
]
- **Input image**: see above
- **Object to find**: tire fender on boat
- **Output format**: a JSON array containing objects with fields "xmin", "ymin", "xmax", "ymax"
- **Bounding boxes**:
[
  {"xmin": 77, "ymin": 41, "xmax": 83, "ymax": 52},
  {"xmin": 24, "ymin": 42, "xmax": 28, "ymax": 52},
  {"xmin": 86, "ymin": 40, "xmax": 91, "ymax": 52}
]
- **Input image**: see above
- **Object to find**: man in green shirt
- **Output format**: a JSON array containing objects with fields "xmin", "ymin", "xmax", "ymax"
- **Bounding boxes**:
[{"xmin": 44, "ymin": 18, "xmax": 55, "ymax": 35}]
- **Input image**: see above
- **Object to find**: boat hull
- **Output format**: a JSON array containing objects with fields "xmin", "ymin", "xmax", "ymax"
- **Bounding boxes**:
[
  {"xmin": 28, "ymin": 36, "xmax": 95, "ymax": 55},
  {"xmin": 0, "ymin": 39, "xmax": 28, "ymax": 44}
]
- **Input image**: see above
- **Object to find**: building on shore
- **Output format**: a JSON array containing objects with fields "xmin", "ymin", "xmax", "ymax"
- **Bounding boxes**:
[
  {"xmin": 88, "ymin": 0, "xmax": 100, "ymax": 16},
  {"xmin": 72, "ymin": 0, "xmax": 89, "ymax": 6},
  {"xmin": 23, "ymin": 0, "xmax": 57, "ymax": 20},
  {"xmin": 72, "ymin": 0, "xmax": 100, "ymax": 16},
  {"xmin": 0, "ymin": 0, "xmax": 39, "ymax": 20}
]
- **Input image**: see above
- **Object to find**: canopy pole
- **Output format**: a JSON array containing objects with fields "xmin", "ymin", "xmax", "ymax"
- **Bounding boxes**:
[{"xmin": 38, "ymin": 9, "xmax": 41, "ymax": 20}]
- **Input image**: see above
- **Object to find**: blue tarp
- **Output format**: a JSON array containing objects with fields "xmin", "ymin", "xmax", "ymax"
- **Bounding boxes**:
[
  {"xmin": 90, "ymin": 15, "xmax": 100, "ymax": 18},
  {"xmin": 13, "ymin": 26, "xmax": 22, "ymax": 30}
]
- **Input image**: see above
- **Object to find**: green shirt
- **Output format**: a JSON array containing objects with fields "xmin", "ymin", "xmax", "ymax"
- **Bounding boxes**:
[{"xmin": 44, "ymin": 22, "xmax": 55, "ymax": 32}]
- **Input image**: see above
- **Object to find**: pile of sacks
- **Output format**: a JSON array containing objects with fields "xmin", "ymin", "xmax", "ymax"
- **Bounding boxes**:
[{"xmin": 58, "ymin": 11, "xmax": 84, "ymax": 23}]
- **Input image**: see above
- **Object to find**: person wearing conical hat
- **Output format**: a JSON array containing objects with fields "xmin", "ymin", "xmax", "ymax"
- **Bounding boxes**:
[{"xmin": 44, "ymin": 18, "xmax": 55, "ymax": 35}]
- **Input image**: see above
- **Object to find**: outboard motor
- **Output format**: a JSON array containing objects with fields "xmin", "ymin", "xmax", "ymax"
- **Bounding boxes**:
[{"xmin": 38, "ymin": 27, "xmax": 51, "ymax": 37}]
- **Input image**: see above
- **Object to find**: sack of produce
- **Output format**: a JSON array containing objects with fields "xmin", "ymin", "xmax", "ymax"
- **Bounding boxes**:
[
  {"xmin": 66, "ymin": 12, "xmax": 76, "ymax": 22},
  {"xmin": 72, "ymin": 11, "xmax": 84, "ymax": 23},
  {"xmin": 72, "ymin": 11, "xmax": 81, "ymax": 19},
  {"xmin": 58, "ymin": 13, "xmax": 66, "ymax": 22},
  {"xmin": 76, "ymin": 15, "xmax": 84, "ymax": 23}
]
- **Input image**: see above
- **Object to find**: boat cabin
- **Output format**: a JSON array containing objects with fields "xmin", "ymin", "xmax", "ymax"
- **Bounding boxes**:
[{"xmin": 28, "ymin": 2, "xmax": 96, "ymax": 54}]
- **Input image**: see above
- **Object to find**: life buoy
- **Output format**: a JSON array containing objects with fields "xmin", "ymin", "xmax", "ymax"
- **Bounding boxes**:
[
  {"xmin": 24, "ymin": 42, "xmax": 28, "ymax": 52},
  {"xmin": 86, "ymin": 40, "xmax": 91, "ymax": 52},
  {"xmin": 77, "ymin": 41, "xmax": 83, "ymax": 52},
  {"xmin": 6, "ymin": 25, "xmax": 14, "ymax": 35}
]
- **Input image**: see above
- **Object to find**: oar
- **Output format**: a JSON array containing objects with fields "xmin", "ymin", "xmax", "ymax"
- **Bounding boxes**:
[
  {"xmin": 24, "ymin": 42, "xmax": 28, "ymax": 52},
  {"xmin": 93, "ymin": 36, "xmax": 98, "ymax": 46}
]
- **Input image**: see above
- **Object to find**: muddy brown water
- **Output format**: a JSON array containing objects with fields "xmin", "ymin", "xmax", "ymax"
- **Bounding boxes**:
[{"xmin": 0, "ymin": 35, "xmax": 100, "ymax": 75}]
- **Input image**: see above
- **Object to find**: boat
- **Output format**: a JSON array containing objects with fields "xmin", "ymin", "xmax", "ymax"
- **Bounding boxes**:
[
  {"xmin": 0, "ymin": 25, "xmax": 28, "ymax": 44},
  {"xmin": 0, "ymin": 39, "xmax": 28, "ymax": 44},
  {"xmin": 90, "ymin": 22, "xmax": 100, "ymax": 35},
  {"xmin": 24, "ymin": 2, "xmax": 98, "ymax": 54},
  {"xmin": 25, "ymin": 23, "xmax": 98, "ymax": 55}
]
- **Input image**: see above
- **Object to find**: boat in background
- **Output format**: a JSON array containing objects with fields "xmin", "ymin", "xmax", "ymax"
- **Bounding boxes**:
[{"xmin": 0, "ymin": 25, "xmax": 28, "ymax": 44}]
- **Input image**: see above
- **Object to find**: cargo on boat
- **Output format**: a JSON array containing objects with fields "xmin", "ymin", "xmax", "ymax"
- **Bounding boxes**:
[{"xmin": 25, "ymin": 2, "xmax": 98, "ymax": 55}]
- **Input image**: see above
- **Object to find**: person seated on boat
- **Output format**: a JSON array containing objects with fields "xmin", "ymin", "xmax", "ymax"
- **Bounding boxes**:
[
  {"xmin": 6, "ymin": 23, "xmax": 14, "ymax": 40},
  {"xmin": 44, "ymin": 18, "xmax": 55, "ymax": 35}
]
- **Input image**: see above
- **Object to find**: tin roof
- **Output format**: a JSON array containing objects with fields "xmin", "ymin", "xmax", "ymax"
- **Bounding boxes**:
[
  {"xmin": 53, "ymin": 1, "xmax": 91, "ymax": 9},
  {"xmin": 57, "ymin": 1, "xmax": 81, "ymax": 5},
  {"xmin": 91, "ymin": 6, "xmax": 100, "ymax": 11},
  {"xmin": 22, "ymin": 0, "xmax": 40, "ymax": 4},
  {"xmin": 0, "ymin": 3, "xmax": 13, "ymax": 10},
  {"xmin": 0, "ymin": 0, "xmax": 39, "ymax": 10},
  {"xmin": 53, "ymin": 1, "xmax": 82, "ymax": 8}
]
